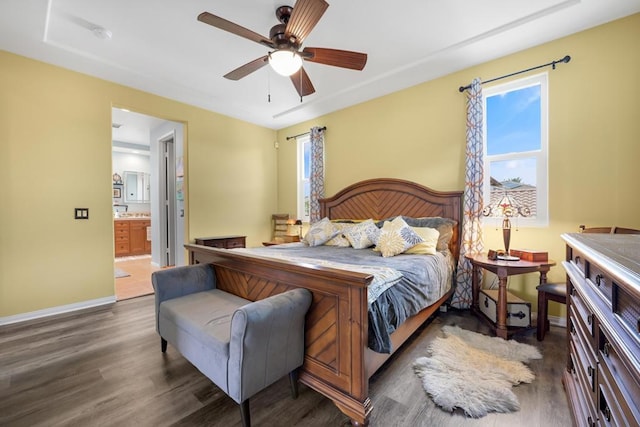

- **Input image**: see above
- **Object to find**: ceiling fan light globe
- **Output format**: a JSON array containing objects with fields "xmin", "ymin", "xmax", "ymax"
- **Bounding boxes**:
[{"xmin": 269, "ymin": 50, "xmax": 303, "ymax": 76}]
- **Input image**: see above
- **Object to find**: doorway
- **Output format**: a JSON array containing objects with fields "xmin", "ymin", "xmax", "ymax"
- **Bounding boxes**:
[{"xmin": 112, "ymin": 107, "xmax": 185, "ymax": 300}]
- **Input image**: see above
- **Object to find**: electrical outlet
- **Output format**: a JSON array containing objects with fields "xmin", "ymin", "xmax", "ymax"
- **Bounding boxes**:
[{"xmin": 75, "ymin": 208, "xmax": 89, "ymax": 219}]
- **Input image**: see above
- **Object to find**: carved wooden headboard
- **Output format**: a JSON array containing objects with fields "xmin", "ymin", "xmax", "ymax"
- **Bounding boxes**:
[{"xmin": 319, "ymin": 178, "xmax": 463, "ymax": 260}]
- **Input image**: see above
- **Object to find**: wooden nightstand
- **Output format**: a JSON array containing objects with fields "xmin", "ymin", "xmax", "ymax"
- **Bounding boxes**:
[
  {"xmin": 195, "ymin": 235, "xmax": 246, "ymax": 249},
  {"xmin": 465, "ymin": 253, "xmax": 555, "ymax": 339}
]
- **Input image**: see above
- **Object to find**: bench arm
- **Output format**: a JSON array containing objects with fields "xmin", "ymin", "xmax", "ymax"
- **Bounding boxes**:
[
  {"xmin": 152, "ymin": 263, "xmax": 216, "ymax": 331},
  {"xmin": 227, "ymin": 288, "xmax": 312, "ymax": 403}
]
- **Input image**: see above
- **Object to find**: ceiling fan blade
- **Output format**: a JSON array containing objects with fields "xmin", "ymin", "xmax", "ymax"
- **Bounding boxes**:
[
  {"xmin": 223, "ymin": 55, "xmax": 269, "ymax": 80},
  {"xmin": 285, "ymin": 0, "xmax": 329, "ymax": 45},
  {"xmin": 290, "ymin": 67, "xmax": 315, "ymax": 97},
  {"xmin": 302, "ymin": 48, "xmax": 367, "ymax": 70},
  {"xmin": 198, "ymin": 12, "xmax": 274, "ymax": 49}
]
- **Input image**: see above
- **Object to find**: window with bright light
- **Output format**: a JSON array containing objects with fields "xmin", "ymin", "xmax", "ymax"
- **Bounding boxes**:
[
  {"xmin": 297, "ymin": 135, "xmax": 311, "ymax": 222},
  {"xmin": 483, "ymin": 73, "xmax": 549, "ymax": 227}
]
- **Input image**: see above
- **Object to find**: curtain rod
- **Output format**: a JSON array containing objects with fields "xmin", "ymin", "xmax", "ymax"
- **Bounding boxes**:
[
  {"xmin": 458, "ymin": 55, "xmax": 571, "ymax": 92},
  {"xmin": 286, "ymin": 126, "xmax": 327, "ymax": 141}
]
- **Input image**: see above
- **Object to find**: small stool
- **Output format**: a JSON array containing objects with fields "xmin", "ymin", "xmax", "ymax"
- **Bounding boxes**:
[{"xmin": 536, "ymin": 282, "xmax": 566, "ymax": 341}]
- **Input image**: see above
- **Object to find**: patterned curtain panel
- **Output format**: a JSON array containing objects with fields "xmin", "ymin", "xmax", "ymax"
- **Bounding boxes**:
[
  {"xmin": 451, "ymin": 78, "xmax": 485, "ymax": 309},
  {"xmin": 309, "ymin": 126, "xmax": 325, "ymax": 223}
]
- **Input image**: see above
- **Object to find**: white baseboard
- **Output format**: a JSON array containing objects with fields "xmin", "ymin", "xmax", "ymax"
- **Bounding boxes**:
[
  {"xmin": 548, "ymin": 313, "xmax": 567, "ymax": 328},
  {"xmin": 533, "ymin": 311, "xmax": 567, "ymax": 328},
  {"xmin": 0, "ymin": 296, "xmax": 116, "ymax": 326}
]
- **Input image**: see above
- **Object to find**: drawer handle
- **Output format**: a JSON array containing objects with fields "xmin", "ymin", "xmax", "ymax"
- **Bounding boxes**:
[
  {"xmin": 570, "ymin": 287, "xmax": 575, "ymax": 296},
  {"xmin": 603, "ymin": 342, "xmax": 610, "ymax": 357},
  {"xmin": 484, "ymin": 297, "xmax": 489, "ymax": 308},
  {"xmin": 603, "ymin": 406, "xmax": 612, "ymax": 422},
  {"xmin": 575, "ymin": 256, "xmax": 581, "ymax": 265},
  {"xmin": 587, "ymin": 366, "xmax": 594, "ymax": 377},
  {"xmin": 587, "ymin": 314, "xmax": 593, "ymax": 326},
  {"xmin": 587, "ymin": 415, "xmax": 594, "ymax": 427},
  {"xmin": 595, "ymin": 274, "xmax": 603, "ymax": 286},
  {"xmin": 570, "ymin": 324, "xmax": 576, "ymax": 335}
]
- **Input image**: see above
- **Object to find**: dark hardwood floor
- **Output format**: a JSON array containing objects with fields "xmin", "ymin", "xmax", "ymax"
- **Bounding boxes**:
[{"xmin": 0, "ymin": 296, "xmax": 571, "ymax": 426}]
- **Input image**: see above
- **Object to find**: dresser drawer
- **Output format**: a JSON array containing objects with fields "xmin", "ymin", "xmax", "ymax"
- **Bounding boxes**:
[
  {"xmin": 614, "ymin": 286, "xmax": 640, "ymax": 346},
  {"xmin": 598, "ymin": 327, "xmax": 640, "ymax": 424},
  {"xmin": 570, "ymin": 316, "xmax": 598, "ymax": 407},
  {"xmin": 569, "ymin": 350, "xmax": 599, "ymax": 427},
  {"xmin": 588, "ymin": 263, "xmax": 613, "ymax": 306},
  {"xmin": 571, "ymin": 286, "xmax": 596, "ymax": 344},
  {"xmin": 571, "ymin": 248, "xmax": 588, "ymax": 277}
]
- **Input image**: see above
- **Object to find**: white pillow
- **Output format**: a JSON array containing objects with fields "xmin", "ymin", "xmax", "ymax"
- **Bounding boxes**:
[
  {"xmin": 375, "ymin": 217, "xmax": 424, "ymax": 257},
  {"xmin": 303, "ymin": 217, "xmax": 339, "ymax": 247},
  {"xmin": 343, "ymin": 219, "xmax": 380, "ymax": 249},
  {"xmin": 404, "ymin": 226, "xmax": 440, "ymax": 255}
]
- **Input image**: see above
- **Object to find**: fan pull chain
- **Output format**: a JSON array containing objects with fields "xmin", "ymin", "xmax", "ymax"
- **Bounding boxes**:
[{"xmin": 267, "ymin": 69, "xmax": 271, "ymax": 103}]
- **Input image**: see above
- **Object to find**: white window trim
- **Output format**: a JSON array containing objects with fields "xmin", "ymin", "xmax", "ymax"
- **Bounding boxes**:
[
  {"xmin": 296, "ymin": 135, "xmax": 310, "ymax": 223},
  {"xmin": 482, "ymin": 72, "xmax": 549, "ymax": 227}
]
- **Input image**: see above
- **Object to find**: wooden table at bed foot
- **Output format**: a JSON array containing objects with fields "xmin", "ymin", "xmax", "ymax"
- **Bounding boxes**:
[{"xmin": 465, "ymin": 253, "xmax": 555, "ymax": 339}]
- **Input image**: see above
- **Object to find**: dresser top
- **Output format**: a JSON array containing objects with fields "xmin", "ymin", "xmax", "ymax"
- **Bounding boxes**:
[{"xmin": 562, "ymin": 233, "xmax": 640, "ymax": 288}]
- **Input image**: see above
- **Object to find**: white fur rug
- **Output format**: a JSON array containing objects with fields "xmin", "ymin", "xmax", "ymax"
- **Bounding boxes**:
[{"xmin": 413, "ymin": 325, "xmax": 542, "ymax": 418}]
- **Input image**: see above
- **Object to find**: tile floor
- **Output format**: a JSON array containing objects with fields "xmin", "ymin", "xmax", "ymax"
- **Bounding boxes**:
[{"xmin": 114, "ymin": 255, "xmax": 164, "ymax": 300}]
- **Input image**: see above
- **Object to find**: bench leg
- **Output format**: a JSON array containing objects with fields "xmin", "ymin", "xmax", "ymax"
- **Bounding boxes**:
[
  {"xmin": 161, "ymin": 338, "xmax": 167, "ymax": 353},
  {"xmin": 289, "ymin": 370, "xmax": 299, "ymax": 399},
  {"xmin": 240, "ymin": 399, "xmax": 251, "ymax": 427}
]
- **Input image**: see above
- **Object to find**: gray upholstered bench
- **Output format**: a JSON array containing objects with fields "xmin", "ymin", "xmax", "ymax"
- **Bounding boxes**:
[{"xmin": 152, "ymin": 263, "xmax": 312, "ymax": 427}]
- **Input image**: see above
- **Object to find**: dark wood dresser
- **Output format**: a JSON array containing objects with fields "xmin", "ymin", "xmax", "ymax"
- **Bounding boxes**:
[{"xmin": 562, "ymin": 233, "xmax": 640, "ymax": 426}]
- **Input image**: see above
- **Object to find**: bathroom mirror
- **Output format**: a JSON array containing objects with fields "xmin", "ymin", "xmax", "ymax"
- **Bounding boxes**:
[{"xmin": 124, "ymin": 171, "xmax": 150, "ymax": 203}]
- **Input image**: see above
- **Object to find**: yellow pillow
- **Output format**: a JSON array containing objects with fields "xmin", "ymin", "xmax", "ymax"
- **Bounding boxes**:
[
  {"xmin": 404, "ymin": 226, "xmax": 440, "ymax": 255},
  {"xmin": 375, "ymin": 217, "xmax": 424, "ymax": 257}
]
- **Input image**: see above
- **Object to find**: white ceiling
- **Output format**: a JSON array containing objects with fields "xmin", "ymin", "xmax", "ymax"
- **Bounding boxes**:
[
  {"xmin": 1, "ymin": 0, "xmax": 639, "ymax": 131},
  {"xmin": 112, "ymin": 107, "xmax": 166, "ymax": 149}
]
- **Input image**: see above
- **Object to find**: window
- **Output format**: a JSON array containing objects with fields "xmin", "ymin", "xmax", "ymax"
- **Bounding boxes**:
[
  {"xmin": 297, "ymin": 135, "xmax": 311, "ymax": 222},
  {"xmin": 483, "ymin": 73, "xmax": 548, "ymax": 227}
]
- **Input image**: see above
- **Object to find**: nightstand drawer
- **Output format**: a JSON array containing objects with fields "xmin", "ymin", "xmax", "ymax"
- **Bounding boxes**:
[
  {"xmin": 195, "ymin": 235, "xmax": 246, "ymax": 249},
  {"xmin": 225, "ymin": 237, "xmax": 246, "ymax": 249}
]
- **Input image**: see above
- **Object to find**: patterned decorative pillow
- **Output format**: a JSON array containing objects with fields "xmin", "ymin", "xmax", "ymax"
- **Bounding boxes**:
[
  {"xmin": 376, "ymin": 216, "xmax": 456, "ymax": 252},
  {"xmin": 375, "ymin": 217, "xmax": 424, "ymax": 257},
  {"xmin": 343, "ymin": 219, "xmax": 380, "ymax": 249},
  {"xmin": 325, "ymin": 222, "xmax": 353, "ymax": 247},
  {"xmin": 404, "ymin": 226, "xmax": 440, "ymax": 255},
  {"xmin": 303, "ymin": 217, "xmax": 339, "ymax": 247}
]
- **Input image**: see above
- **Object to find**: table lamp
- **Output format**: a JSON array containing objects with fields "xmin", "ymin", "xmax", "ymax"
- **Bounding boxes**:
[{"xmin": 483, "ymin": 191, "xmax": 530, "ymax": 261}]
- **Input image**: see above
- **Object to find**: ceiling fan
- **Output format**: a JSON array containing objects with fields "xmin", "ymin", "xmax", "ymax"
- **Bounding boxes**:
[{"xmin": 197, "ymin": 0, "xmax": 367, "ymax": 98}]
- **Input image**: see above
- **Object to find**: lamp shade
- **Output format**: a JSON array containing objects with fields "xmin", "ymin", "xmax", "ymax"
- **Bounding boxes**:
[{"xmin": 269, "ymin": 50, "xmax": 303, "ymax": 76}]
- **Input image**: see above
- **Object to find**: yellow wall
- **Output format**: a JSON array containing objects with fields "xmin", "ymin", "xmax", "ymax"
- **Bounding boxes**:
[
  {"xmin": 2, "ymin": 14, "xmax": 638, "ymax": 319},
  {"xmin": 276, "ymin": 14, "xmax": 640, "ymax": 314},
  {"xmin": 0, "ymin": 51, "xmax": 276, "ymax": 317}
]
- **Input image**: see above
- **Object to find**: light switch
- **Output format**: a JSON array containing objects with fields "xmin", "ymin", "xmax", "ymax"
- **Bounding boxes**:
[{"xmin": 75, "ymin": 208, "xmax": 89, "ymax": 219}]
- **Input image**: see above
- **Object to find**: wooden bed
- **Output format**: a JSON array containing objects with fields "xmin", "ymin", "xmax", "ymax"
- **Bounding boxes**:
[{"xmin": 186, "ymin": 178, "xmax": 462, "ymax": 425}]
